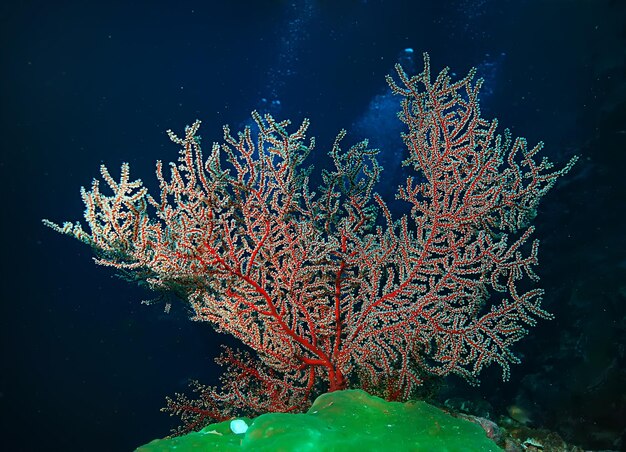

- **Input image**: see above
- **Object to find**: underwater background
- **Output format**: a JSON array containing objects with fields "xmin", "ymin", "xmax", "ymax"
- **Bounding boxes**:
[{"xmin": 1, "ymin": 0, "xmax": 624, "ymax": 450}]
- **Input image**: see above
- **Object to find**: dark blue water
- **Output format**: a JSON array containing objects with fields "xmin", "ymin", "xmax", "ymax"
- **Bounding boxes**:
[{"xmin": 1, "ymin": 1, "xmax": 624, "ymax": 450}]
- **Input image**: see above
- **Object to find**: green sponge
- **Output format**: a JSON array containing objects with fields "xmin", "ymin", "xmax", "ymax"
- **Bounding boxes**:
[{"xmin": 137, "ymin": 389, "xmax": 501, "ymax": 451}]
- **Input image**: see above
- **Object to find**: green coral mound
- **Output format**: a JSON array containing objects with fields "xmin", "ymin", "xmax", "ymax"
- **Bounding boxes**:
[{"xmin": 137, "ymin": 389, "xmax": 500, "ymax": 451}]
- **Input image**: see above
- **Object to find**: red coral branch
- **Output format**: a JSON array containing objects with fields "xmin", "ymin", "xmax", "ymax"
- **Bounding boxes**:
[{"xmin": 43, "ymin": 54, "xmax": 577, "ymax": 434}]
